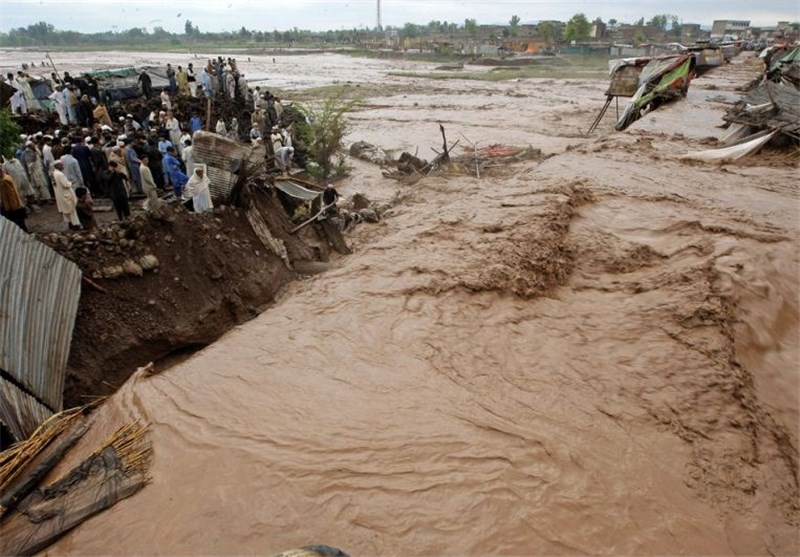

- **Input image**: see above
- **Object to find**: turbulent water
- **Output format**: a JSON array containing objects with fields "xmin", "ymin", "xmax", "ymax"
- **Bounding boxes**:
[{"xmin": 20, "ymin": 51, "xmax": 797, "ymax": 555}]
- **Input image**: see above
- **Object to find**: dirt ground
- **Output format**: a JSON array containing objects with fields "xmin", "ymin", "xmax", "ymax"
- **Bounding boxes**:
[{"xmin": 5, "ymin": 50, "xmax": 797, "ymax": 556}]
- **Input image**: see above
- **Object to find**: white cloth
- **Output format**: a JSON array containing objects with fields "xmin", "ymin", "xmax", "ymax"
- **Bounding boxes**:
[
  {"xmin": 49, "ymin": 90, "xmax": 68, "ymax": 125},
  {"xmin": 182, "ymin": 145, "xmax": 195, "ymax": 177},
  {"xmin": 166, "ymin": 117, "xmax": 182, "ymax": 153},
  {"xmin": 184, "ymin": 164, "xmax": 213, "ymax": 213},
  {"xmin": 215, "ymin": 120, "xmax": 227, "ymax": 135},
  {"xmin": 53, "ymin": 168, "xmax": 79, "ymax": 225}
]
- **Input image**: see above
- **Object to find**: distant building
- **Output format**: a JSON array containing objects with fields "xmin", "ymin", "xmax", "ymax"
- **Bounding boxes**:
[
  {"xmin": 591, "ymin": 22, "xmax": 607, "ymax": 40},
  {"xmin": 711, "ymin": 20, "xmax": 750, "ymax": 38}
]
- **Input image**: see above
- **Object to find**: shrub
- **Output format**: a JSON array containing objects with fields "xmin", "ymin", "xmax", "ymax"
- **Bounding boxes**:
[
  {"xmin": 297, "ymin": 92, "xmax": 360, "ymax": 180},
  {"xmin": 0, "ymin": 109, "xmax": 22, "ymax": 161}
]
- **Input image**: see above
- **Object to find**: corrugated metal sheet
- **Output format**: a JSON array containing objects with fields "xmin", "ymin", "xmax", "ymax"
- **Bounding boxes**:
[
  {"xmin": 0, "ymin": 377, "xmax": 53, "ymax": 440},
  {"xmin": 274, "ymin": 180, "xmax": 322, "ymax": 201},
  {"xmin": 0, "ymin": 217, "xmax": 82, "ymax": 414},
  {"xmin": 192, "ymin": 131, "xmax": 268, "ymax": 201}
]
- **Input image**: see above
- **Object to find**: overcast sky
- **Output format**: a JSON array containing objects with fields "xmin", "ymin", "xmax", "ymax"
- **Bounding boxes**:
[{"xmin": 1, "ymin": 0, "xmax": 797, "ymax": 33}]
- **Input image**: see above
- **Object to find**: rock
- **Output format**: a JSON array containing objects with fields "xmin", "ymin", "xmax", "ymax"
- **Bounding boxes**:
[
  {"xmin": 102, "ymin": 265, "xmax": 125, "ymax": 279},
  {"xmin": 139, "ymin": 254, "xmax": 159, "ymax": 271},
  {"xmin": 351, "ymin": 193, "xmax": 371, "ymax": 210},
  {"xmin": 148, "ymin": 299, "xmax": 156, "ymax": 306},
  {"xmin": 215, "ymin": 234, "xmax": 221, "ymax": 240},
  {"xmin": 164, "ymin": 234, "xmax": 173, "ymax": 243},
  {"xmin": 117, "ymin": 230, "xmax": 126, "ymax": 240},
  {"xmin": 359, "ymin": 208, "xmax": 380, "ymax": 223},
  {"xmin": 123, "ymin": 260, "xmax": 144, "ymax": 277},
  {"xmin": 349, "ymin": 141, "xmax": 391, "ymax": 165}
]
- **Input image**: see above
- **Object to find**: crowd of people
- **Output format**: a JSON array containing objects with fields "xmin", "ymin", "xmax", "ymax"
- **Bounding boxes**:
[{"xmin": 1, "ymin": 56, "xmax": 299, "ymax": 234}]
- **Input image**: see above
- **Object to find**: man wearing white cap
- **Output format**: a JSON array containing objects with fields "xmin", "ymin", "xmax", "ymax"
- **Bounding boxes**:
[{"xmin": 52, "ymin": 160, "xmax": 81, "ymax": 230}]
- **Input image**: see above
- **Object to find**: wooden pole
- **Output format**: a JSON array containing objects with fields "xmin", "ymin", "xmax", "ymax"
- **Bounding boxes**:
[
  {"xmin": 205, "ymin": 97, "xmax": 212, "ymax": 132},
  {"xmin": 45, "ymin": 53, "xmax": 63, "ymax": 85}
]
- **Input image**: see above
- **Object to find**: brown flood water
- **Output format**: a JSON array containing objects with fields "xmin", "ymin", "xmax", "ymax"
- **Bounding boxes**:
[{"xmin": 27, "ymin": 52, "xmax": 797, "ymax": 555}]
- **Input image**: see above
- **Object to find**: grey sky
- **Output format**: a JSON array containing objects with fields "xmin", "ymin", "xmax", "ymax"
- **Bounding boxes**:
[{"xmin": 1, "ymin": 0, "xmax": 797, "ymax": 33}]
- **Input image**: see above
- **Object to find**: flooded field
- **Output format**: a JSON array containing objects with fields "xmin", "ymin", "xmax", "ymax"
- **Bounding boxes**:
[{"xmin": 10, "ymin": 50, "xmax": 796, "ymax": 555}]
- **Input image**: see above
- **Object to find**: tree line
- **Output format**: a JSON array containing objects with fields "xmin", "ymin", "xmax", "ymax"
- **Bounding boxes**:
[{"xmin": 0, "ymin": 13, "xmax": 692, "ymax": 48}]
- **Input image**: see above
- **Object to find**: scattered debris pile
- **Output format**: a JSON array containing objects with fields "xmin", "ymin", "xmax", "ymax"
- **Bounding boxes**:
[
  {"xmin": 0, "ymin": 407, "xmax": 152, "ymax": 556},
  {"xmin": 383, "ymin": 143, "xmax": 543, "ymax": 182},
  {"xmin": 682, "ymin": 48, "xmax": 799, "ymax": 163},
  {"xmin": 763, "ymin": 45, "xmax": 800, "ymax": 87}
]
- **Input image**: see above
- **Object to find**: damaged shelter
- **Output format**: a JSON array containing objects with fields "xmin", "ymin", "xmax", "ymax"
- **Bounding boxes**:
[
  {"xmin": 683, "ymin": 46, "xmax": 799, "ymax": 162},
  {"xmin": 615, "ymin": 54, "xmax": 696, "ymax": 131},
  {"xmin": 589, "ymin": 54, "xmax": 696, "ymax": 133},
  {"xmin": 86, "ymin": 66, "xmax": 167, "ymax": 102}
]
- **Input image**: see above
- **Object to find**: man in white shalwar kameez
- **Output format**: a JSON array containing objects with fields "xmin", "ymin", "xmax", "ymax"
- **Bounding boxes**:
[
  {"xmin": 52, "ymin": 161, "xmax": 80, "ymax": 229},
  {"xmin": 184, "ymin": 164, "xmax": 213, "ymax": 213}
]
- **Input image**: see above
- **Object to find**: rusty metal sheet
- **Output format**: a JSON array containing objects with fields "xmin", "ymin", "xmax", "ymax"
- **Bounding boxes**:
[
  {"xmin": 608, "ymin": 64, "xmax": 645, "ymax": 97},
  {"xmin": 0, "ymin": 217, "xmax": 81, "ymax": 414},
  {"xmin": 192, "ymin": 131, "xmax": 268, "ymax": 201},
  {"xmin": 0, "ymin": 377, "xmax": 53, "ymax": 440}
]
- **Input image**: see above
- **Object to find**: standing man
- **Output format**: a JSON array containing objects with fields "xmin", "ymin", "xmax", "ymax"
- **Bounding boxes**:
[
  {"xmin": 165, "ymin": 110, "xmax": 182, "ymax": 154},
  {"xmin": 190, "ymin": 112, "xmax": 203, "ymax": 134},
  {"xmin": 138, "ymin": 70, "xmax": 152, "ymax": 98},
  {"xmin": 52, "ymin": 160, "xmax": 81, "ymax": 230},
  {"xmin": 166, "ymin": 63, "xmax": 177, "ymax": 97},
  {"xmin": 123, "ymin": 137, "xmax": 143, "ymax": 194},
  {"xmin": 23, "ymin": 142, "xmax": 51, "ymax": 202},
  {"xmin": 107, "ymin": 161, "xmax": 131, "ymax": 220},
  {"xmin": 139, "ymin": 154, "xmax": 161, "ymax": 212},
  {"xmin": 200, "ymin": 66, "xmax": 213, "ymax": 98},
  {"xmin": 177, "ymin": 65, "xmax": 189, "ymax": 96},
  {"xmin": 49, "ymin": 85, "xmax": 68, "ymax": 125},
  {"xmin": 187, "ymin": 62, "xmax": 197, "ymax": 97},
  {"xmin": 67, "ymin": 85, "xmax": 79, "ymax": 124},
  {"xmin": 0, "ymin": 166, "xmax": 28, "ymax": 232},
  {"xmin": 162, "ymin": 146, "xmax": 188, "ymax": 198},
  {"xmin": 59, "ymin": 145, "xmax": 84, "ymax": 189}
]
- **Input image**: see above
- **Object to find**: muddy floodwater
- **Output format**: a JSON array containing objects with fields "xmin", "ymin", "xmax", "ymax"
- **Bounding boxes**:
[{"xmin": 14, "ymin": 51, "xmax": 797, "ymax": 555}]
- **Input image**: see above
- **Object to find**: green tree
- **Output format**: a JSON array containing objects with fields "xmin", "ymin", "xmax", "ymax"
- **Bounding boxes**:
[
  {"xmin": 464, "ymin": 18, "xmax": 478, "ymax": 37},
  {"xmin": 0, "ymin": 109, "xmax": 22, "ymax": 160},
  {"xmin": 298, "ymin": 92, "xmax": 361, "ymax": 180},
  {"xmin": 509, "ymin": 15, "xmax": 520, "ymax": 37},
  {"xmin": 635, "ymin": 17, "xmax": 645, "ymax": 26},
  {"xmin": 671, "ymin": 16, "xmax": 682, "ymax": 37},
  {"xmin": 647, "ymin": 14, "xmax": 674, "ymax": 31},
  {"xmin": 538, "ymin": 21, "xmax": 555, "ymax": 44},
  {"xmin": 565, "ymin": 13, "xmax": 591, "ymax": 42},
  {"xmin": 32, "ymin": 21, "xmax": 55, "ymax": 44},
  {"xmin": 184, "ymin": 19, "xmax": 194, "ymax": 35},
  {"xmin": 402, "ymin": 22, "xmax": 420, "ymax": 38},
  {"xmin": 152, "ymin": 26, "xmax": 170, "ymax": 40}
]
